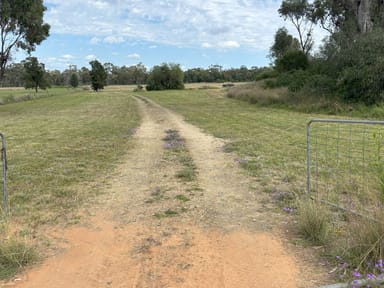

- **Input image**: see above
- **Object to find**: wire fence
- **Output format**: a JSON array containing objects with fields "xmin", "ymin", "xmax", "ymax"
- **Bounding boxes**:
[{"xmin": 307, "ymin": 119, "xmax": 384, "ymax": 217}]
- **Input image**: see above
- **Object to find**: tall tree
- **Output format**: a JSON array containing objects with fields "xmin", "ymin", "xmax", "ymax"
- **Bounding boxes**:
[
  {"xmin": 89, "ymin": 60, "xmax": 107, "ymax": 91},
  {"xmin": 0, "ymin": 0, "xmax": 50, "ymax": 79},
  {"xmin": 279, "ymin": 0, "xmax": 314, "ymax": 54},
  {"xmin": 23, "ymin": 56, "xmax": 49, "ymax": 92}
]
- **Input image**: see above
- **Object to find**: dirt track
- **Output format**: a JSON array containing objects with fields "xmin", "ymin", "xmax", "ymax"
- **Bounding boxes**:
[{"xmin": 3, "ymin": 96, "xmax": 326, "ymax": 288}]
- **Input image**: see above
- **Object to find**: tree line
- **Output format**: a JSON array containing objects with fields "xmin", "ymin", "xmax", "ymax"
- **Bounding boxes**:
[{"xmin": 1, "ymin": 61, "xmax": 266, "ymax": 90}]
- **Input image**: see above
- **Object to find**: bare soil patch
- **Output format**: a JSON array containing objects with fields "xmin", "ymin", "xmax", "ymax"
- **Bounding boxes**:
[{"xmin": 2, "ymin": 96, "xmax": 328, "ymax": 288}]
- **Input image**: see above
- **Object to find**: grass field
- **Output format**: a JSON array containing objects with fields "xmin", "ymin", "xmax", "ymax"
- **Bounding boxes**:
[{"xmin": 1, "ymin": 86, "xmax": 140, "ymax": 226}]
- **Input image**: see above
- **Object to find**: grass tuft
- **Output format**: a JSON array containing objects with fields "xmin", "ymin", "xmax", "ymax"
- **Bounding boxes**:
[
  {"xmin": 0, "ymin": 238, "xmax": 37, "ymax": 280},
  {"xmin": 297, "ymin": 198, "xmax": 330, "ymax": 245}
]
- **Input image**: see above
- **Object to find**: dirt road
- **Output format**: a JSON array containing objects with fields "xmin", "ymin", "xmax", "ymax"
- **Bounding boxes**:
[{"xmin": 3, "ymin": 96, "xmax": 326, "ymax": 287}]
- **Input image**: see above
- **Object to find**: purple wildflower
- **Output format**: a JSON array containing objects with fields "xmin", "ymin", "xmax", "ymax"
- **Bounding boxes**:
[
  {"xmin": 366, "ymin": 273, "xmax": 376, "ymax": 280},
  {"xmin": 352, "ymin": 270, "xmax": 362, "ymax": 278},
  {"xmin": 283, "ymin": 207, "xmax": 294, "ymax": 214}
]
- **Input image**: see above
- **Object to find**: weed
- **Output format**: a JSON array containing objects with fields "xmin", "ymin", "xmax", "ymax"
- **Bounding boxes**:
[{"xmin": 176, "ymin": 167, "xmax": 196, "ymax": 181}]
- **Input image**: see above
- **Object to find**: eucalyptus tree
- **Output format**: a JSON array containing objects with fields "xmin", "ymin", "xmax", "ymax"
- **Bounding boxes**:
[{"xmin": 0, "ymin": 0, "xmax": 50, "ymax": 79}]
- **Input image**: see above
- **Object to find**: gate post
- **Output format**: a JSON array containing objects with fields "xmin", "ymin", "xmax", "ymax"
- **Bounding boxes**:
[{"xmin": 0, "ymin": 132, "xmax": 7, "ymax": 217}]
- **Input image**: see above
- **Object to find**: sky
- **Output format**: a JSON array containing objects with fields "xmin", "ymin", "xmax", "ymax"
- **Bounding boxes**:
[{"xmin": 16, "ymin": 0, "xmax": 328, "ymax": 71}]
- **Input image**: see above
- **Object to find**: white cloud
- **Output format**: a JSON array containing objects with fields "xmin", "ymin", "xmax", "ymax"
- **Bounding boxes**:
[
  {"xmin": 85, "ymin": 54, "xmax": 97, "ymax": 61},
  {"xmin": 104, "ymin": 35, "xmax": 125, "ymax": 44},
  {"xmin": 44, "ymin": 0, "xmax": 328, "ymax": 52},
  {"xmin": 218, "ymin": 41, "xmax": 240, "ymax": 49},
  {"xmin": 90, "ymin": 37, "xmax": 101, "ymax": 44},
  {"xmin": 62, "ymin": 54, "xmax": 74, "ymax": 60},
  {"xmin": 128, "ymin": 53, "xmax": 141, "ymax": 59},
  {"xmin": 201, "ymin": 42, "xmax": 213, "ymax": 48}
]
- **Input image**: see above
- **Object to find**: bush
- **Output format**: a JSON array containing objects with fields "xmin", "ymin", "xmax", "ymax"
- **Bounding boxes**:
[
  {"xmin": 275, "ymin": 50, "xmax": 309, "ymax": 73},
  {"xmin": 255, "ymin": 68, "xmax": 278, "ymax": 81},
  {"xmin": 146, "ymin": 63, "xmax": 184, "ymax": 91},
  {"xmin": 338, "ymin": 59, "xmax": 384, "ymax": 105}
]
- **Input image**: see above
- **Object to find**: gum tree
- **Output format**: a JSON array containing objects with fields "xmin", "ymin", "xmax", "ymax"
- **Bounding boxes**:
[
  {"xmin": 0, "ymin": 0, "xmax": 50, "ymax": 79},
  {"xmin": 278, "ymin": 0, "xmax": 314, "ymax": 55}
]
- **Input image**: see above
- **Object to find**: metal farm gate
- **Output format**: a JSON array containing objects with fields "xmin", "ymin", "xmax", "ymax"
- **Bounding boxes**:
[
  {"xmin": 306, "ymin": 119, "xmax": 384, "ymax": 217},
  {"xmin": 0, "ymin": 132, "xmax": 7, "ymax": 217}
]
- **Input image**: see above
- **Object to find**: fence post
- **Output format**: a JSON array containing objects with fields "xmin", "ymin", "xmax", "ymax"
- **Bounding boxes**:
[
  {"xmin": 0, "ymin": 132, "xmax": 7, "ymax": 217},
  {"xmin": 306, "ymin": 120, "xmax": 313, "ymax": 194}
]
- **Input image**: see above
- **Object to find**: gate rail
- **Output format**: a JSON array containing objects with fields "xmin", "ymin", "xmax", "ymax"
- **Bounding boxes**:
[
  {"xmin": 0, "ymin": 132, "xmax": 7, "ymax": 217},
  {"xmin": 306, "ymin": 118, "xmax": 384, "ymax": 216}
]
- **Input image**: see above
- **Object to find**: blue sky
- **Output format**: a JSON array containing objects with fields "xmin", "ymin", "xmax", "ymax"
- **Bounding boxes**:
[{"xmin": 16, "ymin": 0, "xmax": 328, "ymax": 71}]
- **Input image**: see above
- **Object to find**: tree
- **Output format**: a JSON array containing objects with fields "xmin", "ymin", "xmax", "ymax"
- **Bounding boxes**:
[
  {"xmin": 23, "ymin": 56, "xmax": 49, "ymax": 92},
  {"xmin": 70, "ymin": 73, "xmax": 79, "ymax": 88},
  {"xmin": 0, "ymin": 0, "xmax": 50, "ymax": 79},
  {"xmin": 146, "ymin": 63, "xmax": 184, "ymax": 91},
  {"xmin": 89, "ymin": 60, "xmax": 107, "ymax": 91},
  {"xmin": 278, "ymin": 0, "xmax": 314, "ymax": 54},
  {"xmin": 79, "ymin": 67, "xmax": 91, "ymax": 85},
  {"xmin": 270, "ymin": 27, "xmax": 300, "ymax": 61}
]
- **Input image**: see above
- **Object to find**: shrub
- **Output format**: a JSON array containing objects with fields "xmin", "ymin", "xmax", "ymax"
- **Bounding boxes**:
[
  {"xmin": 275, "ymin": 50, "xmax": 309, "ymax": 73},
  {"xmin": 255, "ymin": 68, "xmax": 278, "ymax": 81}
]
